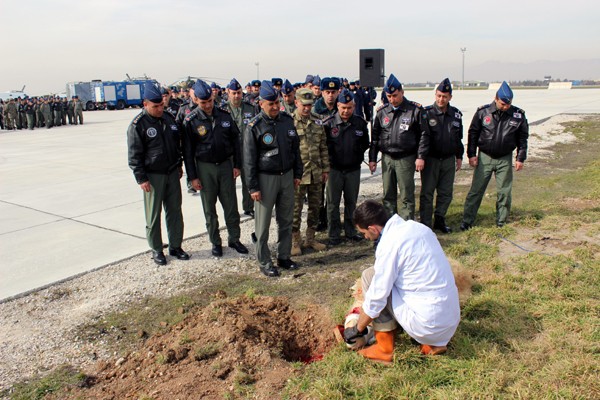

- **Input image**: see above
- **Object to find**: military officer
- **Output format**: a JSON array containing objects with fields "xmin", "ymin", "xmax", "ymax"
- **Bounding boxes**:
[
  {"xmin": 460, "ymin": 81, "xmax": 529, "ymax": 230},
  {"xmin": 310, "ymin": 76, "xmax": 322, "ymax": 101},
  {"xmin": 16, "ymin": 98, "xmax": 25, "ymax": 129},
  {"xmin": 73, "ymin": 96, "xmax": 84, "ymax": 125},
  {"xmin": 324, "ymin": 89, "xmax": 370, "ymax": 245},
  {"xmin": 61, "ymin": 98, "xmax": 68, "ymax": 125},
  {"xmin": 182, "ymin": 80, "xmax": 248, "ymax": 257},
  {"xmin": 271, "ymin": 78, "xmax": 283, "ymax": 91},
  {"xmin": 243, "ymin": 81, "xmax": 303, "ymax": 277},
  {"xmin": 369, "ymin": 74, "xmax": 429, "ymax": 220},
  {"xmin": 41, "ymin": 98, "xmax": 53, "ymax": 129},
  {"xmin": 52, "ymin": 97, "xmax": 62, "ymax": 126},
  {"xmin": 290, "ymin": 88, "xmax": 329, "ymax": 256},
  {"xmin": 24, "ymin": 99, "xmax": 35, "ymax": 130},
  {"xmin": 280, "ymin": 79, "xmax": 296, "ymax": 115},
  {"xmin": 35, "ymin": 98, "xmax": 44, "ymax": 127},
  {"xmin": 244, "ymin": 80, "xmax": 261, "ymax": 106},
  {"xmin": 224, "ymin": 78, "xmax": 257, "ymax": 218},
  {"xmin": 419, "ymin": 78, "xmax": 464, "ymax": 233},
  {"xmin": 127, "ymin": 82, "xmax": 189, "ymax": 266}
]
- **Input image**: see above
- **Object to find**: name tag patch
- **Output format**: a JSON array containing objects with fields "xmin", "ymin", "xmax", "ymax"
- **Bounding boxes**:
[{"xmin": 221, "ymin": 121, "xmax": 231, "ymax": 128}]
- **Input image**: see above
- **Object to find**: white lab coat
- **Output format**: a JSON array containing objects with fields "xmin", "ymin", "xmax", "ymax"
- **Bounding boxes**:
[{"xmin": 362, "ymin": 215, "xmax": 460, "ymax": 346}]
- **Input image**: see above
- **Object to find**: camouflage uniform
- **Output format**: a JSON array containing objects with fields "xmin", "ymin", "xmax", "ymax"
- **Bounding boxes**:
[
  {"xmin": 292, "ymin": 108, "xmax": 329, "ymax": 253},
  {"xmin": 4, "ymin": 100, "xmax": 18, "ymax": 130}
]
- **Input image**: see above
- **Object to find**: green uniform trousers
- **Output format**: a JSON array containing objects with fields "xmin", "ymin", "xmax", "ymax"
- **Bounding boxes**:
[
  {"xmin": 74, "ymin": 110, "xmax": 83, "ymax": 125},
  {"xmin": 382, "ymin": 153, "xmax": 417, "ymax": 220},
  {"xmin": 144, "ymin": 170, "xmax": 184, "ymax": 252},
  {"xmin": 326, "ymin": 168, "xmax": 361, "ymax": 240},
  {"xmin": 26, "ymin": 114, "xmax": 35, "ymax": 130},
  {"xmin": 195, "ymin": 159, "xmax": 241, "ymax": 246},
  {"xmin": 293, "ymin": 182, "xmax": 322, "ymax": 232},
  {"xmin": 254, "ymin": 170, "xmax": 295, "ymax": 266},
  {"xmin": 43, "ymin": 113, "xmax": 52, "ymax": 128},
  {"xmin": 53, "ymin": 110, "xmax": 62, "ymax": 126},
  {"xmin": 463, "ymin": 152, "xmax": 513, "ymax": 226},
  {"xmin": 419, "ymin": 156, "xmax": 456, "ymax": 227},
  {"xmin": 240, "ymin": 167, "xmax": 254, "ymax": 214}
]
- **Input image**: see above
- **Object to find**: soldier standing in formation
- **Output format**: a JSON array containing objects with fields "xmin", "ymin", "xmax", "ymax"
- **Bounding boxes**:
[
  {"xmin": 369, "ymin": 74, "xmax": 429, "ymax": 220},
  {"xmin": 290, "ymin": 88, "xmax": 329, "ymax": 256},
  {"xmin": 243, "ymin": 81, "xmax": 302, "ymax": 277},
  {"xmin": 419, "ymin": 78, "xmax": 464, "ymax": 233},
  {"xmin": 73, "ymin": 96, "xmax": 84, "ymax": 125},
  {"xmin": 280, "ymin": 79, "xmax": 297, "ymax": 115},
  {"xmin": 182, "ymin": 80, "xmax": 248, "ymax": 258},
  {"xmin": 127, "ymin": 82, "xmax": 190, "ymax": 266},
  {"xmin": 324, "ymin": 89, "xmax": 370, "ymax": 245}
]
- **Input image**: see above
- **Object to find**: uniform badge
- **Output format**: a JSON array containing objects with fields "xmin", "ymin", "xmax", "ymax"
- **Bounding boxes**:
[
  {"xmin": 382, "ymin": 116, "xmax": 390, "ymax": 126},
  {"xmin": 483, "ymin": 115, "xmax": 492, "ymax": 126},
  {"xmin": 280, "ymin": 105, "xmax": 285, "ymax": 111},
  {"xmin": 263, "ymin": 133, "xmax": 274, "ymax": 144},
  {"xmin": 315, "ymin": 119, "xmax": 323, "ymax": 126},
  {"xmin": 146, "ymin": 127, "xmax": 157, "ymax": 138},
  {"xmin": 288, "ymin": 130, "xmax": 297, "ymax": 136},
  {"xmin": 328, "ymin": 82, "xmax": 335, "ymax": 88},
  {"xmin": 221, "ymin": 121, "xmax": 231, "ymax": 128},
  {"xmin": 185, "ymin": 109, "xmax": 191, "ymax": 114},
  {"xmin": 399, "ymin": 124, "xmax": 409, "ymax": 131},
  {"xmin": 243, "ymin": 119, "xmax": 249, "ymax": 124},
  {"xmin": 402, "ymin": 117, "xmax": 410, "ymax": 124},
  {"xmin": 428, "ymin": 118, "xmax": 437, "ymax": 126},
  {"xmin": 509, "ymin": 120, "xmax": 519, "ymax": 127},
  {"xmin": 244, "ymin": 113, "xmax": 252, "ymax": 118},
  {"xmin": 355, "ymin": 130, "xmax": 363, "ymax": 136},
  {"xmin": 170, "ymin": 125, "xmax": 178, "ymax": 130},
  {"xmin": 452, "ymin": 121, "xmax": 461, "ymax": 127},
  {"xmin": 331, "ymin": 128, "xmax": 340, "ymax": 138},
  {"xmin": 197, "ymin": 125, "xmax": 207, "ymax": 136},
  {"xmin": 455, "ymin": 112, "xmax": 462, "ymax": 119},
  {"xmin": 513, "ymin": 112, "xmax": 522, "ymax": 119}
]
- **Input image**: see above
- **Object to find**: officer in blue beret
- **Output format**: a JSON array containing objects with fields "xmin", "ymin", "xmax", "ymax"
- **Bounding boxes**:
[
  {"xmin": 324, "ymin": 89, "xmax": 370, "ymax": 245},
  {"xmin": 127, "ymin": 81, "xmax": 189, "ymax": 266},
  {"xmin": 419, "ymin": 78, "xmax": 464, "ymax": 233},
  {"xmin": 304, "ymin": 74, "xmax": 315, "ymax": 88},
  {"xmin": 349, "ymin": 80, "xmax": 367, "ymax": 119},
  {"xmin": 182, "ymin": 80, "xmax": 248, "ymax": 257},
  {"xmin": 244, "ymin": 80, "xmax": 262, "ymax": 106},
  {"xmin": 243, "ymin": 81, "xmax": 303, "ymax": 277},
  {"xmin": 271, "ymin": 78, "xmax": 283, "ymax": 89},
  {"xmin": 369, "ymin": 73, "xmax": 430, "ymax": 220},
  {"xmin": 280, "ymin": 79, "xmax": 296, "ymax": 115},
  {"xmin": 224, "ymin": 78, "xmax": 258, "ymax": 218},
  {"xmin": 311, "ymin": 75, "xmax": 322, "ymax": 100},
  {"xmin": 210, "ymin": 82, "xmax": 223, "ymax": 107},
  {"xmin": 461, "ymin": 81, "xmax": 528, "ymax": 230}
]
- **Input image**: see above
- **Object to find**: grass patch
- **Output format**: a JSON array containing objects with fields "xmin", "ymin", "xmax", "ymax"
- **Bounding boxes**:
[{"xmin": 5, "ymin": 366, "xmax": 88, "ymax": 400}]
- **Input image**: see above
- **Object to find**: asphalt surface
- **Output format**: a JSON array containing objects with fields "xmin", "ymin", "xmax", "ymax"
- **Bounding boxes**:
[{"xmin": 1, "ymin": 88, "xmax": 599, "ymax": 301}]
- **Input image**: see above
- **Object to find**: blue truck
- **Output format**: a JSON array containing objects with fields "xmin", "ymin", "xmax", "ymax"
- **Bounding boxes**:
[{"xmin": 66, "ymin": 78, "xmax": 157, "ymax": 110}]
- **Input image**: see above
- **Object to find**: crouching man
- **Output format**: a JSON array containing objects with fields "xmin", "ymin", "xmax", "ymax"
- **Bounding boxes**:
[{"xmin": 343, "ymin": 200, "xmax": 460, "ymax": 363}]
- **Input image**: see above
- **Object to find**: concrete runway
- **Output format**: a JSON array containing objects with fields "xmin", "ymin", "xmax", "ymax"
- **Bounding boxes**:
[{"xmin": 1, "ymin": 88, "xmax": 599, "ymax": 301}]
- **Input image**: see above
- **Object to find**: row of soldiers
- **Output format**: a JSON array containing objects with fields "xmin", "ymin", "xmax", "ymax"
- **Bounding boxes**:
[
  {"xmin": 128, "ymin": 74, "xmax": 528, "ymax": 278},
  {"xmin": 0, "ymin": 96, "xmax": 84, "ymax": 130}
]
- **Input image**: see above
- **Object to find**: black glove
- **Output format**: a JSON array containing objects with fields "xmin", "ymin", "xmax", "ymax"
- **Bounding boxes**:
[{"xmin": 343, "ymin": 325, "xmax": 368, "ymax": 344}]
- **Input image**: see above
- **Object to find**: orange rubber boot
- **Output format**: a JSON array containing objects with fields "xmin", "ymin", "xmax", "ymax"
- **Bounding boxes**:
[
  {"xmin": 420, "ymin": 344, "xmax": 447, "ymax": 355},
  {"xmin": 358, "ymin": 330, "xmax": 395, "ymax": 364}
]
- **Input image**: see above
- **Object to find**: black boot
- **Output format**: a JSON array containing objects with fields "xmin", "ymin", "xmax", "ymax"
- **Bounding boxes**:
[{"xmin": 433, "ymin": 216, "xmax": 452, "ymax": 234}]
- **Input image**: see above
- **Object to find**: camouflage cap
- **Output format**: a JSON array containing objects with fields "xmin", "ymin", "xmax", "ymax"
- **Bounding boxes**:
[{"xmin": 296, "ymin": 88, "xmax": 314, "ymax": 105}]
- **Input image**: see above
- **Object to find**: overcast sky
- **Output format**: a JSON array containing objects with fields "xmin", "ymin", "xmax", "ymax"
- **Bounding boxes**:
[{"xmin": 1, "ymin": 0, "xmax": 599, "ymax": 95}]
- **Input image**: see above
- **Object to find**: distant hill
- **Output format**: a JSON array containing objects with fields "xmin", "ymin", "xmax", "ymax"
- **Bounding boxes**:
[{"xmin": 468, "ymin": 59, "xmax": 600, "ymax": 82}]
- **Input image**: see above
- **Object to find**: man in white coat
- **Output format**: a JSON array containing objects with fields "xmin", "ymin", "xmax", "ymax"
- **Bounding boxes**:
[{"xmin": 344, "ymin": 200, "xmax": 460, "ymax": 363}]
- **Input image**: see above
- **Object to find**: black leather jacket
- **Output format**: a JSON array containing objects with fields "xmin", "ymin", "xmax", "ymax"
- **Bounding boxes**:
[
  {"xmin": 127, "ymin": 109, "xmax": 182, "ymax": 184},
  {"xmin": 468, "ymin": 102, "xmax": 528, "ymax": 162},
  {"xmin": 324, "ymin": 114, "xmax": 370, "ymax": 171},
  {"xmin": 369, "ymin": 99, "xmax": 429, "ymax": 161},
  {"xmin": 243, "ymin": 111, "xmax": 303, "ymax": 193},
  {"xmin": 182, "ymin": 106, "xmax": 241, "ymax": 180},
  {"xmin": 423, "ymin": 103, "xmax": 464, "ymax": 159}
]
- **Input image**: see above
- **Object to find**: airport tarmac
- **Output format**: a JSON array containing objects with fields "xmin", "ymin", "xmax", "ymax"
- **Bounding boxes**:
[{"xmin": 1, "ymin": 88, "xmax": 599, "ymax": 301}]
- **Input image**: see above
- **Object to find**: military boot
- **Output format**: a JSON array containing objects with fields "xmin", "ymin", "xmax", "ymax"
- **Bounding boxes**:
[
  {"xmin": 358, "ymin": 330, "xmax": 396, "ymax": 365},
  {"xmin": 291, "ymin": 231, "xmax": 302, "ymax": 256},
  {"xmin": 304, "ymin": 228, "xmax": 326, "ymax": 251}
]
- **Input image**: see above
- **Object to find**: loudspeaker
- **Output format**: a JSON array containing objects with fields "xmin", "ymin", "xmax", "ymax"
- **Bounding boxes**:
[{"xmin": 359, "ymin": 49, "xmax": 385, "ymax": 87}]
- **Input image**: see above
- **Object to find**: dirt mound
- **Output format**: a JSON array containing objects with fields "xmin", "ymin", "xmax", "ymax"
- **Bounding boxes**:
[{"xmin": 54, "ymin": 296, "xmax": 334, "ymax": 399}]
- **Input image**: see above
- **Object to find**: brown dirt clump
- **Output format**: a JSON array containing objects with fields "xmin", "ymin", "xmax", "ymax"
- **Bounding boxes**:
[{"xmin": 52, "ymin": 296, "xmax": 334, "ymax": 399}]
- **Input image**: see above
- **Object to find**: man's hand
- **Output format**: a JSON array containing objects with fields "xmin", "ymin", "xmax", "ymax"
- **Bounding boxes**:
[
  {"xmin": 321, "ymin": 172, "xmax": 329, "ymax": 184},
  {"xmin": 191, "ymin": 178, "xmax": 202, "ymax": 191},
  {"xmin": 294, "ymin": 178, "xmax": 301, "ymax": 189},
  {"xmin": 456, "ymin": 158, "xmax": 463, "ymax": 172},
  {"xmin": 251, "ymin": 191, "xmax": 262, "ymax": 202},
  {"xmin": 415, "ymin": 158, "xmax": 425, "ymax": 172},
  {"xmin": 515, "ymin": 161, "xmax": 524, "ymax": 171},
  {"xmin": 468, "ymin": 157, "xmax": 478, "ymax": 168},
  {"xmin": 233, "ymin": 168, "xmax": 241, "ymax": 179},
  {"xmin": 369, "ymin": 161, "xmax": 377, "ymax": 174},
  {"xmin": 139, "ymin": 181, "xmax": 151, "ymax": 193},
  {"xmin": 343, "ymin": 325, "xmax": 368, "ymax": 344}
]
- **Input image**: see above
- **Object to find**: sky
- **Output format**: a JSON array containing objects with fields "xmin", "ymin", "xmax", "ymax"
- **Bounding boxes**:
[{"xmin": 1, "ymin": 0, "xmax": 599, "ymax": 95}]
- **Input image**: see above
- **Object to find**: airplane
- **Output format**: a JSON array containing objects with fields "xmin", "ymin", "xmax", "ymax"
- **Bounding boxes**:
[{"xmin": 0, "ymin": 85, "xmax": 29, "ymax": 101}]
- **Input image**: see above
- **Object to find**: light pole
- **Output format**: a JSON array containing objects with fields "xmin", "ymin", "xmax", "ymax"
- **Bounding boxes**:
[
  {"xmin": 460, "ymin": 47, "xmax": 467, "ymax": 90},
  {"xmin": 255, "ymin": 62, "xmax": 259, "ymax": 80}
]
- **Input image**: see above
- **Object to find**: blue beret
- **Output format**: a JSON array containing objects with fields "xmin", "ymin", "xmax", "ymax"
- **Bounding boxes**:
[
  {"xmin": 337, "ymin": 88, "xmax": 354, "ymax": 104},
  {"xmin": 497, "ymin": 81, "xmax": 513, "ymax": 103},
  {"xmin": 227, "ymin": 78, "xmax": 242, "ymax": 91},
  {"xmin": 384, "ymin": 74, "xmax": 402, "ymax": 94},
  {"xmin": 436, "ymin": 78, "xmax": 452, "ymax": 94},
  {"xmin": 294, "ymin": 82, "xmax": 302, "ymax": 89},
  {"xmin": 305, "ymin": 74, "xmax": 314, "ymax": 84},
  {"xmin": 193, "ymin": 79, "xmax": 212, "ymax": 100},
  {"xmin": 143, "ymin": 81, "xmax": 163, "ymax": 103},
  {"xmin": 251, "ymin": 80, "xmax": 261, "ymax": 87},
  {"xmin": 312, "ymin": 75, "xmax": 321, "ymax": 86},
  {"xmin": 271, "ymin": 78, "xmax": 283, "ymax": 86},
  {"xmin": 321, "ymin": 77, "xmax": 340, "ymax": 91},
  {"xmin": 259, "ymin": 80, "xmax": 279, "ymax": 101},
  {"xmin": 281, "ymin": 79, "xmax": 294, "ymax": 95},
  {"xmin": 210, "ymin": 82, "xmax": 217, "ymax": 89}
]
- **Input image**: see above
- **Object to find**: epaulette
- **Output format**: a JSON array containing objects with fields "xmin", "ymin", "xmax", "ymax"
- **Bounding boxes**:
[
  {"xmin": 410, "ymin": 100, "xmax": 422, "ymax": 108},
  {"xmin": 217, "ymin": 105, "xmax": 230, "ymax": 114},
  {"xmin": 376, "ymin": 103, "xmax": 387, "ymax": 112},
  {"xmin": 424, "ymin": 105, "xmax": 434, "ymax": 111},
  {"xmin": 131, "ymin": 111, "xmax": 144, "ymax": 125},
  {"xmin": 450, "ymin": 105, "xmax": 462, "ymax": 116},
  {"xmin": 321, "ymin": 114, "xmax": 335, "ymax": 124},
  {"xmin": 247, "ymin": 114, "xmax": 260, "ymax": 128},
  {"xmin": 477, "ymin": 104, "xmax": 491, "ymax": 111},
  {"xmin": 515, "ymin": 107, "xmax": 525, "ymax": 114}
]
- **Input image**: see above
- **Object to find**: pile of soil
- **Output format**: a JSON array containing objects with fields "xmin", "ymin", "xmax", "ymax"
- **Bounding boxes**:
[{"xmin": 54, "ymin": 296, "xmax": 334, "ymax": 399}]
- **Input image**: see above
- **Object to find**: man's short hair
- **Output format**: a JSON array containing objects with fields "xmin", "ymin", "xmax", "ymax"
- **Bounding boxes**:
[{"xmin": 354, "ymin": 200, "xmax": 390, "ymax": 229}]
